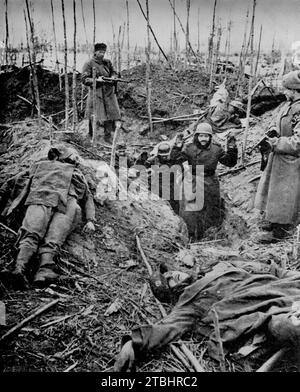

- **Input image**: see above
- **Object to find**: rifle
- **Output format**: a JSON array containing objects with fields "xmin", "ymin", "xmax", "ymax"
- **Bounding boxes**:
[
  {"xmin": 247, "ymin": 128, "xmax": 278, "ymax": 155},
  {"xmin": 247, "ymin": 128, "xmax": 278, "ymax": 171},
  {"xmin": 100, "ymin": 76, "xmax": 130, "ymax": 83}
]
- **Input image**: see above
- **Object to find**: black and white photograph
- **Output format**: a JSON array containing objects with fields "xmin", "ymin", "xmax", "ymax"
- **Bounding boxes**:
[{"xmin": 1, "ymin": 0, "xmax": 300, "ymax": 379}]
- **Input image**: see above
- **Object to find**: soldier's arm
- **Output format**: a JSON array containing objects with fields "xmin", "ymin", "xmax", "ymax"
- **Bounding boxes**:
[
  {"xmin": 108, "ymin": 59, "xmax": 118, "ymax": 78},
  {"xmin": 218, "ymin": 144, "xmax": 238, "ymax": 167},
  {"xmin": 272, "ymin": 114, "xmax": 300, "ymax": 155},
  {"xmin": 81, "ymin": 61, "xmax": 93, "ymax": 87}
]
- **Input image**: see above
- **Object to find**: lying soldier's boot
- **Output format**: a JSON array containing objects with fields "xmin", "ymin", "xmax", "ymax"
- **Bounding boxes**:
[
  {"xmin": 34, "ymin": 253, "xmax": 59, "ymax": 287},
  {"xmin": 256, "ymin": 231, "xmax": 279, "ymax": 244},
  {"xmin": 258, "ymin": 220, "xmax": 273, "ymax": 232},
  {"xmin": 273, "ymin": 224, "xmax": 292, "ymax": 240},
  {"xmin": 10, "ymin": 247, "xmax": 35, "ymax": 289}
]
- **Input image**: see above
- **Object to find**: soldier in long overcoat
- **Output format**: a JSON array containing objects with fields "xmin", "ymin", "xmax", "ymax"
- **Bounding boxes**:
[
  {"xmin": 82, "ymin": 42, "xmax": 121, "ymax": 144},
  {"xmin": 255, "ymin": 71, "xmax": 300, "ymax": 242}
]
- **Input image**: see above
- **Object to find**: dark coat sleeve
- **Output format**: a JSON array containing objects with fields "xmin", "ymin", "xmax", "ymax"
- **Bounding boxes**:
[
  {"xmin": 218, "ymin": 146, "xmax": 238, "ymax": 167},
  {"xmin": 81, "ymin": 61, "xmax": 93, "ymax": 87},
  {"xmin": 169, "ymin": 146, "xmax": 189, "ymax": 166}
]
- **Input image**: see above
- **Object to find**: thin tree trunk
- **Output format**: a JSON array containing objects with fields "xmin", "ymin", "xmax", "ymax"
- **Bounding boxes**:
[
  {"xmin": 24, "ymin": 9, "xmax": 35, "ymax": 116},
  {"xmin": 145, "ymin": 0, "xmax": 153, "ymax": 133},
  {"xmin": 72, "ymin": 0, "xmax": 78, "ymax": 130},
  {"xmin": 242, "ymin": 0, "xmax": 257, "ymax": 164},
  {"xmin": 112, "ymin": 23, "xmax": 117, "ymax": 70},
  {"xmin": 235, "ymin": 8, "xmax": 250, "ymax": 98},
  {"xmin": 117, "ymin": 25, "xmax": 122, "ymax": 74},
  {"xmin": 92, "ymin": 0, "xmax": 96, "ymax": 49},
  {"xmin": 167, "ymin": 0, "xmax": 197, "ymax": 60},
  {"xmin": 137, "ymin": 0, "xmax": 169, "ymax": 63},
  {"xmin": 80, "ymin": 0, "xmax": 88, "ymax": 47},
  {"xmin": 25, "ymin": 0, "xmax": 41, "ymax": 127},
  {"xmin": 173, "ymin": 0, "xmax": 177, "ymax": 55},
  {"xmin": 208, "ymin": 0, "xmax": 217, "ymax": 72},
  {"xmin": 92, "ymin": 66, "xmax": 97, "ymax": 144},
  {"xmin": 50, "ymin": 0, "xmax": 61, "ymax": 91},
  {"xmin": 126, "ymin": 0, "xmax": 130, "ymax": 69},
  {"xmin": 254, "ymin": 25, "xmax": 263, "ymax": 78},
  {"xmin": 197, "ymin": 7, "xmax": 200, "ymax": 54},
  {"xmin": 5, "ymin": 0, "xmax": 9, "ymax": 65},
  {"xmin": 61, "ymin": 0, "xmax": 69, "ymax": 131},
  {"xmin": 185, "ymin": 0, "xmax": 191, "ymax": 66}
]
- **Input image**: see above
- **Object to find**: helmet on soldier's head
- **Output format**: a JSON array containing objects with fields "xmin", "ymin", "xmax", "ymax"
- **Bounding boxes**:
[
  {"xmin": 282, "ymin": 71, "xmax": 300, "ymax": 90},
  {"xmin": 48, "ymin": 144, "xmax": 79, "ymax": 163},
  {"xmin": 229, "ymin": 100, "xmax": 245, "ymax": 112},
  {"xmin": 157, "ymin": 142, "xmax": 171, "ymax": 157},
  {"xmin": 194, "ymin": 122, "xmax": 213, "ymax": 135}
]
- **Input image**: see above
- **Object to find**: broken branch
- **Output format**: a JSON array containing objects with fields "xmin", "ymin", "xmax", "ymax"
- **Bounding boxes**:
[{"xmin": 0, "ymin": 299, "xmax": 60, "ymax": 343}]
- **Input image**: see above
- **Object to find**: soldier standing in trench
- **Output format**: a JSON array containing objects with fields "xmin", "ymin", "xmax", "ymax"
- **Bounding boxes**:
[{"xmin": 82, "ymin": 42, "xmax": 121, "ymax": 144}]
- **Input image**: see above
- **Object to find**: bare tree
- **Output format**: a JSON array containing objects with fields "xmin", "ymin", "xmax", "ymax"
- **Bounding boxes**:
[
  {"xmin": 242, "ymin": 0, "xmax": 257, "ymax": 164},
  {"xmin": 145, "ymin": 0, "xmax": 153, "ymax": 133},
  {"xmin": 80, "ymin": 0, "xmax": 88, "ymax": 48},
  {"xmin": 61, "ymin": 0, "xmax": 69, "ymax": 131},
  {"xmin": 185, "ymin": 0, "xmax": 191, "ymax": 66},
  {"xmin": 93, "ymin": 0, "xmax": 96, "ymax": 49},
  {"xmin": 25, "ymin": 0, "xmax": 41, "ymax": 127},
  {"xmin": 72, "ymin": 0, "xmax": 78, "ymax": 130},
  {"xmin": 126, "ymin": 0, "xmax": 130, "ymax": 69},
  {"xmin": 5, "ymin": 0, "xmax": 9, "ymax": 65},
  {"xmin": 208, "ymin": 0, "xmax": 217, "ymax": 72},
  {"xmin": 254, "ymin": 25, "xmax": 263, "ymax": 78},
  {"xmin": 50, "ymin": 0, "xmax": 61, "ymax": 91}
]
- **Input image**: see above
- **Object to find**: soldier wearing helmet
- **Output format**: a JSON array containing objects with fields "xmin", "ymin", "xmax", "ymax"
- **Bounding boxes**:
[
  {"xmin": 170, "ymin": 122, "xmax": 238, "ymax": 239},
  {"xmin": 0, "ymin": 143, "xmax": 95, "ymax": 289}
]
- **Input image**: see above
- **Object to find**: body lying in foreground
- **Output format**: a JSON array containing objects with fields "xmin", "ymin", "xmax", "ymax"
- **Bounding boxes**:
[{"xmin": 114, "ymin": 259, "xmax": 300, "ymax": 371}]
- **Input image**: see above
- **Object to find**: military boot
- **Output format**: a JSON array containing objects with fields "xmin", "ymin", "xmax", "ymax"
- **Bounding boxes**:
[
  {"xmin": 33, "ymin": 253, "xmax": 59, "ymax": 287},
  {"xmin": 11, "ymin": 247, "xmax": 35, "ymax": 289}
]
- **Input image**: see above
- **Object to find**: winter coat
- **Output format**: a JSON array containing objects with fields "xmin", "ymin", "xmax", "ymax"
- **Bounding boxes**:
[
  {"xmin": 1, "ymin": 160, "xmax": 95, "ymax": 223},
  {"xmin": 170, "ymin": 139, "xmax": 238, "ymax": 238},
  {"xmin": 255, "ymin": 99, "xmax": 300, "ymax": 224},
  {"xmin": 82, "ymin": 57, "xmax": 121, "ymax": 123}
]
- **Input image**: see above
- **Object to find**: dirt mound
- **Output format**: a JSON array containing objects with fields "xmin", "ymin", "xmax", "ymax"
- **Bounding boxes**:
[{"xmin": 0, "ymin": 66, "xmax": 84, "ymax": 124}]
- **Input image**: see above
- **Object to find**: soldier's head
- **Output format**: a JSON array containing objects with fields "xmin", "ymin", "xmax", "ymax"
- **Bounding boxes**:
[
  {"xmin": 48, "ymin": 144, "xmax": 79, "ymax": 165},
  {"xmin": 194, "ymin": 122, "xmax": 213, "ymax": 149},
  {"xmin": 228, "ymin": 99, "xmax": 245, "ymax": 115},
  {"xmin": 282, "ymin": 71, "xmax": 300, "ymax": 101},
  {"xmin": 94, "ymin": 42, "xmax": 107, "ymax": 61},
  {"xmin": 157, "ymin": 142, "xmax": 171, "ymax": 163}
]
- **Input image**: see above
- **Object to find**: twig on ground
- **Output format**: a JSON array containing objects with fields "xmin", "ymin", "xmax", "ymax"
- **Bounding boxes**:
[
  {"xmin": 0, "ymin": 222, "xmax": 17, "ymax": 236},
  {"xmin": 0, "ymin": 299, "xmax": 60, "ymax": 343}
]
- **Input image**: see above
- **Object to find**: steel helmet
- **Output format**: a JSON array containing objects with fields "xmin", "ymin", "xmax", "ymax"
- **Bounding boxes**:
[
  {"xmin": 229, "ymin": 100, "xmax": 245, "ymax": 111},
  {"xmin": 194, "ymin": 122, "xmax": 213, "ymax": 135},
  {"xmin": 157, "ymin": 142, "xmax": 171, "ymax": 157}
]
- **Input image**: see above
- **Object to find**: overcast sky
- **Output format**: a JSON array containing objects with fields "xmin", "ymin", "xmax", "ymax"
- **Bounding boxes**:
[{"xmin": 1, "ymin": 0, "xmax": 300, "ymax": 53}]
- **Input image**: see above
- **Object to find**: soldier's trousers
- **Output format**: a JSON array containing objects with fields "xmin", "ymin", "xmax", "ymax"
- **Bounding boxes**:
[
  {"xmin": 88, "ymin": 119, "xmax": 115, "ymax": 141},
  {"xmin": 18, "ymin": 197, "xmax": 81, "ymax": 255}
]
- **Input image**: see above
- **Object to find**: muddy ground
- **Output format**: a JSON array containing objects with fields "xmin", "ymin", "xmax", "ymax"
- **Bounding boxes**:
[{"xmin": 0, "ymin": 64, "xmax": 298, "ymax": 372}]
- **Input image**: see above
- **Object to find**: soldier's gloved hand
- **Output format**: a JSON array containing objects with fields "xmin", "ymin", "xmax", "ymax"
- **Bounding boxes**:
[
  {"xmin": 266, "ymin": 128, "xmax": 278, "ymax": 138},
  {"xmin": 175, "ymin": 133, "xmax": 184, "ymax": 149},
  {"xmin": 227, "ymin": 134, "xmax": 237, "ymax": 149},
  {"xmin": 83, "ymin": 221, "xmax": 95, "ymax": 233},
  {"xmin": 97, "ymin": 76, "xmax": 104, "ymax": 82},
  {"xmin": 265, "ymin": 136, "xmax": 278, "ymax": 147},
  {"xmin": 114, "ymin": 340, "xmax": 135, "ymax": 372}
]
